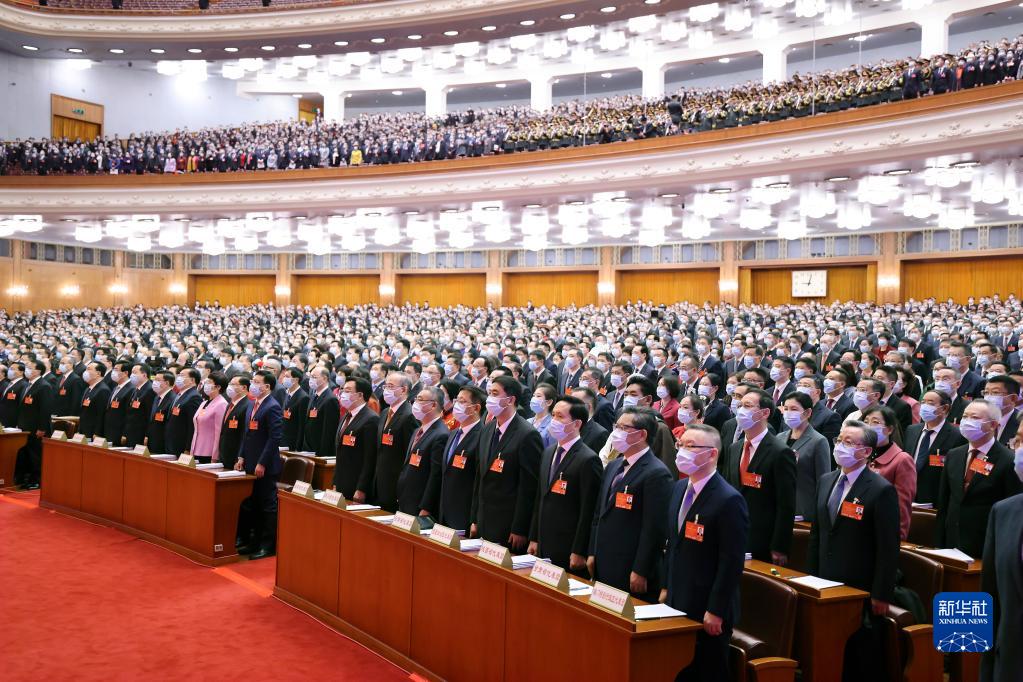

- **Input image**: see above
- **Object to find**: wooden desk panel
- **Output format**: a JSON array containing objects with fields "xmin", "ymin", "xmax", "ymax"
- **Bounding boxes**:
[
  {"xmin": 165, "ymin": 468, "xmax": 217, "ymax": 556},
  {"xmin": 40, "ymin": 440, "xmax": 83, "ymax": 509},
  {"xmin": 122, "ymin": 457, "xmax": 168, "ymax": 538},
  {"xmin": 276, "ymin": 495, "xmax": 341, "ymax": 614},
  {"xmin": 80, "ymin": 445, "xmax": 125, "ymax": 522},
  {"xmin": 0, "ymin": 431, "xmax": 28, "ymax": 488}
]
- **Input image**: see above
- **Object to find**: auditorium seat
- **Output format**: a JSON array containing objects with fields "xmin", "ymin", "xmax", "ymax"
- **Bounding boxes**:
[
  {"xmin": 276, "ymin": 455, "xmax": 313, "ymax": 490},
  {"xmin": 730, "ymin": 571, "xmax": 799, "ymax": 682},
  {"xmin": 906, "ymin": 510, "xmax": 936, "ymax": 548},
  {"xmin": 786, "ymin": 526, "xmax": 810, "ymax": 574}
]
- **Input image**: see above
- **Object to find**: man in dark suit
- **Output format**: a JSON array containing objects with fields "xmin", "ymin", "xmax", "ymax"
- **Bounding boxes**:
[
  {"xmin": 301, "ymin": 366, "xmax": 340, "ymax": 458},
  {"xmin": 397, "ymin": 387, "xmax": 449, "ymax": 516},
  {"xmin": 936, "ymin": 400, "xmax": 1021, "ymax": 557},
  {"xmin": 933, "ymin": 366, "xmax": 971, "ymax": 423},
  {"xmin": 164, "ymin": 368, "xmax": 202, "ymax": 456},
  {"xmin": 13, "ymin": 360, "xmax": 53, "ymax": 489},
  {"xmin": 571, "ymin": 387, "xmax": 610, "ymax": 453},
  {"xmin": 429, "ymin": 385, "xmax": 485, "ymax": 530},
  {"xmin": 663, "ymin": 423, "xmax": 749, "ymax": 682},
  {"xmin": 557, "ymin": 349, "xmax": 584, "ymax": 394},
  {"xmin": 630, "ymin": 345, "xmax": 658, "ymax": 382},
  {"xmin": 528, "ymin": 396, "xmax": 602, "ymax": 573},
  {"xmin": 374, "ymin": 372, "xmax": 419, "ymax": 512},
  {"xmin": 947, "ymin": 342, "xmax": 986, "ymax": 399},
  {"xmin": 101, "ymin": 361, "xmax": 134, "ymax": 446},
  {"xmin": 872, "ymin": 366, "xmax": 913, "ymax": 432},
  {"xmin": 77, "ymin": 362, "xmax": 111, "ymax": 439},
  {"xmin": 984, "ymin": 375, "xmax": 1021, "ymax": 445},
  {"xmin": 587, "ymin": 406, "xmax": 673, "ymax": 601},
  {"xmin": 144, "ymin": 371, "xmax": 176, "ymax": 455},
  {"xmin": 470, "ymin": 375, "xmax": 543, "ymax": 551},
  {"xmin": 907, "ymin": 390, "xmax": 966, "ymax": 504},
  {"xmin": 123, "ymin": 363, "xmax": 156, "ymax": 449},
  {"xmin": 767, "ymin": 356, "xmax": 798, "ymax": 405},
  {"xmin": 525, "ymin": 350, "xmax": 555, "ymax": 394},
  {"xmin": 218, "ymin": 375, "xmax": 250, "ymax": 470},
  {"xmin": 980, "ymin": 422, "xmax": 1023, "ymax": 682},
  {"xmin": 0, "ymin": 362, "xmax": 27, "ymax": 428},
  {"xmin": 719, "ymin": 387, "xmax": 796, "ymax": 565},
  {"xmin": 278, "ymin": 367, "xmax": 309, "ymax": 451},
  {"xmin": 52, "ymin": 357, "xmax": 85, "ymax": 417},
  {"xmin": 333, "ymin": 377, "xmax": 380, "ymax": 501},
  {"xmin": 823, "ymin": 368, "xmax": 856, "ymax": 418},
  {"xmin": 808, "ymin": 420, "xmax": 900, "ymax": 681},
  {"xmin": 234, "ymin": 370, "xmax": 283, "ymax": 560}
]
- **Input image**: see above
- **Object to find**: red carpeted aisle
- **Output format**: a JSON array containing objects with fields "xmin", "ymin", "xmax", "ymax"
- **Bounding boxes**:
[{"xmin": 0, "ymin": 490, "xmax": 409, "ymax": 682}]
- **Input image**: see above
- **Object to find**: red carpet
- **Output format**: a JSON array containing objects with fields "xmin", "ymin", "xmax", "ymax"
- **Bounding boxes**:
[{"xmin": 0, "ymin": 491, "xmax": 409, "ymax": 681}]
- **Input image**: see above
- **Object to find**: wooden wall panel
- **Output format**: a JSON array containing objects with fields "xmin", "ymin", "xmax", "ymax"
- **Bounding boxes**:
[
  {"xmin": 902, "ymin": 256, "xmax": 1023, "ymax": 302},
  {"xmin": 191, "ymin": 275, "xmax": 276, "ymax": 306},
  {"xmin": 396, "ymin": 274, "xmax": 485, "ymax": 307},
  {"xmin": 746, "ymin": 265, "xmax": 870, "ymax": 305},
  {"xmin": 503, "ymin": 272, "xmax": 598, "ymax": 307},
  {"xmin": 0, "ymin": 260, "xmax": 182, "ymax": 311},
  {"xmin": 615, "ymin": 269, "xmax": 720, "ymax": 305},
  {"xmin": 294, "ymin": 275, "xmax": 380, "ymax": 306}
]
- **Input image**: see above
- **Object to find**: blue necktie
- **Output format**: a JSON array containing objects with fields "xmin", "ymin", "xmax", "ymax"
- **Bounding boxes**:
[
  {"xmin": 915, "ymin": 429, "xmax": 933, "ymax": 473},
  {"xmin": 827, "ymin": 474, "xmax": 848, "ymax": 523},
  {"xmin": 549, "ymin": 446, "xmax": 565, "ymax": 484},
  {"xmin": 446, "ymin": 428, "xmax": 463, "ymax": 465},
  {"xmin": 677, "ymin": 484, "xmax": 695, "ymax": 532},
  {"xmin": 607, "ymin": 461, "xmax": 628, "ymax": 503}
]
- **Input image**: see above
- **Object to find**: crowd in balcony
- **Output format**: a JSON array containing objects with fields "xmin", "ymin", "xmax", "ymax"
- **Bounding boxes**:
[{"xmin": 1, "ymin": 35, "xmax": 1020, "ymax": 176}]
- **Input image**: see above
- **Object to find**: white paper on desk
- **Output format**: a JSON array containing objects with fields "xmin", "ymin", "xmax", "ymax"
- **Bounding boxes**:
[
  {"xmin": 459, "ymin": 539, "xmax": 483, "ymax": 552},
  {"xmin": 345, "ymin": 503, "xmax": 381, "ymax": 511},
  {"xmin": 3, "ymin": 427, "xmax": 22, "ymax": 433},
  {"xmin": 109, "ymin": 446, "xmax": 131, "ymax": 450},
  {"xmin": 322, "ymin": 458, "xmax": 337, "ymax": 464},
  {"xmin": 634, "ymin": 604, "xmax": 687, "ymax": 620},
  {"xmin": 794, "ymin": 515, "xmax": 804, "ymax": 522},
  {"xmin": 369, "ymin": 515, "xmax": 396, "ymax": 524},
  {"xmin": 911, "ymin": 502, "xmax": 934, "ymax": 509},
  {"xmin": 196, "ymin": 463, "xmax": 224, "ymax": 470},
  {"xmin": 568, "ymin": 578, "xmax": 593, "ymax": 596},
  {"xmin": 314, "ymin": 491, "xmax": 325, "ymax": 501},
  {"xmin": 215, "ymin": 470, "xmax": 246, "ymax": 478},
  {"xmin": 150, "ymin": 454, "xmax": 176, "ymax": 460},
  {"xmin": 789, "ymin": 576, "xmax": 844, "ymax": 590},
  {"xmin": 917, "ymin": 547, "xmax": 974, "ymax": 563}
]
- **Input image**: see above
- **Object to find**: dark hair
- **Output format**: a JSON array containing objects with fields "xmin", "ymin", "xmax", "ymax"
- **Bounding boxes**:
[
  {"xmin": 208, "ymin": 371, "xmax": 228, "ymax": 393},
  {"xmin": 658, "ymin": 375, "xmax": 682, "ymax": 400},
  {"xmin": 285, "ymin": 366, "xmax": 304, "ymax": 380},
  {"xmin": 254, "ymin": 369, "xmax": 276, "ymax": 391},
  {"xmin": 490, "ymin": 374, "xmax": 521, "ymax": 404},
  {"xmin": 404, "ymin": 360, "xmax": 422, "ymax": 375},
  {"xmin": 622, "ymin": 405, "xmax": 658, "ymax": 446},
  {"xmin": 682, "ymin": 394, "xmax": 706, "ymax": 418},
  {"xmin": 861, "ymin": 404, "xmax": 903, "ymax": 449},
  {"xmin": 773, "ymin": 355, "xmax": 795, "ymax": 372},
  {"xmin": 744, "ymin": 387, "xmax": 774, "ymax": 411},
  {"xmin": 625, "ymin": 374, "xmax": 656, "ymax": 398},
  {"xmin": 91, "ymin": 361, "xmax": 107, "ymax": 376},
  {"xmin": 458, "ymin": 384, "xmax": 486, "ymax": 407},
  {"xmin": 131, "ymin": 362, "xmax": 153, "ymax": 378},
  {"xmin": 346, "ymin": 376, "xmax": 373, "ymax": 401},
  {"xmin": 783, "ymin": 391, "xmax": 813, "ymax": 411},
  {"xmin": 556, "ymin": 395, "xmax": 589, "ymax": 424},
  {"xmin": 987, "ymin": 375, "xmax": 1021, "ymax": 396}
]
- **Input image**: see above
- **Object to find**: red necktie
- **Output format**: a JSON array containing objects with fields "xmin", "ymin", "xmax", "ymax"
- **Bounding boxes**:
[
  {"xmin": 740, "ymin": 439, "xmax": 753, "ymax": 476},
  {"xmin": 963, "ymin": 449, "xmax": 980, "ymax": 490}
]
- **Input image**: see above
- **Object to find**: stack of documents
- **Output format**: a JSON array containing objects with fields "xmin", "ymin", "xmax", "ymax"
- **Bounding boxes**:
[
  {"xmin": 345, "ymin": 504, "xmax": 381, "ymax": 511},
  {"xmin": 459, "ymin": 539, "xmax": 483, "ymax": 552},
  {"xmin": 911, "ymin": 502, "xmax": 934, "ymax": 510},
  {"xmin": 369, "ymin": 515, "xmax": 395, "ymax": 524},
  {"xmin": 511, "ymin": 555, "xmax": 545, "ymax": 570},
  {"xmin": 568, "ymin": 579, "xmax": 593, "ymax": 596},
  {"xmin": 634, "ymin": 604, "xmax": 686, "ymax": 620},
  {"xmin": 196, "ymin": 463, "xmax": 224, "ymax": 470},
  {"xmin": 322, "ymin": 457, "xmax": 336, "ymax": 464},
  {"xmin": 151, "ymin": 454, "xmax": 176, "ymax": 460},
  {"xmin": 215, "ymin": 470, "xmax": 246, "ymax": 478},
  {"xmin": 789, "ymin": 576, "xmax": 843, "ymax": 590}
]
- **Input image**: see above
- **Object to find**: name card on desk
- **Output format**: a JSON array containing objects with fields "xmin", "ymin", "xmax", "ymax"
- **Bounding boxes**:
[
  {"xmin": 50, "ymin": 430, "xmax": 67, "ymax": 441},
  {"xmin": 291, "ymin": 480, "xmax": 315, "ymax": 498},
  {"xmin": 530, "ymin": 561, "xmax": 569, "ymax": 593},
  {"xmin": 478, "ymin": 540, "xmax": 513, "ymax": 568},
  {"xmin": 320, "ymin": 489, "xmax": 347, "ymax": 509},
  {"xmin": 176, "ymin": 453, "xmax": 196, "ymax": 468},
  {"xmin": 392, "ymin": 512, "xmax": 421, "ymax": 534},
  {"xmin": 429, "ymin": 524, "xmax": 460, "ymax": 549},
  {"xmin": 90, "ymin": 436, "xmax": 108, "ymax": 448},
  {"xmin": 589, "ymin": 582, "xmax": 635, "ymax": 620},
  {"xmin": 133, "ymin": 445, "xmax": 150, "ymax": 457},
  {"xmin": 70, "ymin": 433, "xmax": 87, "ymax": 443}
]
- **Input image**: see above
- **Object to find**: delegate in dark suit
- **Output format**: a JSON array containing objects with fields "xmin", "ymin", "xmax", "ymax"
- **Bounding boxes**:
[
  {"xmin": 280, "ymin": 388, "xmax": 310, "ymax": 451},
  {"xmin": 396, "ymin": 418, "xmax": 449, "ymax": 516},
  {"xmin": 146, "ymin": 391, "xmax": 175, "ymax": 455},
  {"xmin": 0, "ymin": 379, "xmax": 27, "ymax": 427},
  {"xmin": 218, "ymin": 397, "xmax": 250, "ymax": 470},
  {"xmin": 936, "ymin": 442, "xmax": 1021, "ymax": 557},
  {"xmin": 52, "ymin": 372, "xmax": 85, "ymax": 417},
  {"xmin": 77, "ymin": 383, "xmax": 111, "ymax": 439},
  {"xmin": 333, "ymin": 405, "xmax": 380, "ymax": 500},
  {"xmin": 981, "ymin": 493, "xmax": 1023, "ymax": 682},
  {"xmin": 664, "ymin": 473, "xmax": 749, "ymax": 682},
  {"xmin": 102, "ymin": 382, "xmax": 134, "ymax": 446},
  {"xmin": 164, "ymin": 387, "xmax": 202, "ymax": 456},
  {"xmin": 13, "ymin": 379, "xmax": 54, "ymax": 486},
  {"xmin": 703, "ymin": 399, "xmax": 730, "ymax": 432},
  {"xmin": 236, "ymin": 395, "xmax": 284, "ymax": 555},
  {"xmin": 905, "ymin": 421, "xmax": 966, "ymax": 504},
  {"xmin": 810, "ymin": 400, "xmax": 843, "ymax": 448},
  {"xmin": 719, "ymin": 434, "xmax": 797, "ymax": 561},
  {"xmin": 431, "ymin": 422, "xmax": 482, "ymax": 530},
  {"xmin": 374, "ymin": 401, "xmax": 419, "ymax": 512},
  {"xmin": 302, "ymin": 389, "xmax": 340, "ymax": 457},
  {"xmin": 528, "ymin": 439, "xmax": 602, "ymax": 571},
  {"xmin": 589, "ymin": 450, "xmax": 673, "ymax": 601},
  {"xmin": 580, "ymin": 419, "xmax": 609, "ymax": 453},
  {"xmin": 122, "ymin": 382, "xmax": 156, "ymax": 449},
  {"xmin": 471, "ymin": 414, "xmax": 543, "ymax": 545}
]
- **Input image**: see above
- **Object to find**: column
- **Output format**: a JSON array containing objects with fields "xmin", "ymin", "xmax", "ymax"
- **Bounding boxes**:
[
  {"xmin": 425, "ymin": 85, "xmax": 448, "ymax": 117},
  {"xmin": 597, "ymin": 247, "xmax": 616, "ymax": 306},
  {"xmin": 112, "ymin": 251, "xmax": 126, "ymax": 306},
  {"xmin": 641, "ymin": 63, "xmax": 666, "ymax": 100},
  {"xmin": 379, "ymin": 254, "xmax": 396, "ymax": 306},
  {"xmin": 485, "ymin": 251, "xmax": 503, "ymax": 307},
  {"xmin": 274, "ymin": 254, "xmax": 292, "ymax": 307},
  {"xmin": 876, "ymin": 233, "xmax": 901, "ymax": 304},
  {"xmin": 170, "ymin": 253, "xmax": 188, "ymax": 305},
  {"xmin": 529, "ymin": 75, "xmax": 554, "ymax": 112},
  {"xmin": 918, "ymin": 15, "xmax": 949, "ymax": 57},
  {"xmin": 761, "ymin": 43, "xmax": 789, "ymax": 85},
  {"xmin": 719, "ymin": 242, "xmax": 739, "ymax": 305},
  {"xmin": 321, "ymin": 89, "xmax": 346, "ymax": 122}
]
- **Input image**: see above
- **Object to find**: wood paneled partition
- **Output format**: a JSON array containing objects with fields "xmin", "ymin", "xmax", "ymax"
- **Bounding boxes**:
[
  {"xmin": 503, "ymin": 271, "xmax": 598, "ymax": 307},
  {"xmin": 395, "ymin": 274, "xmax": 486, "ymax": 307},
  {"xmin": 745, "ymin": 265, "xmax": 875, "ymax": 304},
  {"xmin": 294, "ymin": 275, "xmax": 380, "ymax": 306},
  {"xmin": 901, "ymin": 256, "xmax": 1023, "ymax": 301},
  {"xmin": 191, "ymin": 275, "xmax": 275, "ymax": 306},
  {"xmin": 616, "ymin": 269, "xmax": 720, "ymax": 305}
]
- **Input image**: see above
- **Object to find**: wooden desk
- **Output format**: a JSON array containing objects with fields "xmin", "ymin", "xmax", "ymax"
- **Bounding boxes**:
[
  {"xmin": 281, "ymin": 450, "xmax": 335, "ymax": 491},
  {"xmin": 0, "ymin": 430, "xmax": 29, "ymax": 488},
  {"xmin": 745, "ymin": 559, "xmax": 868, "ymax": 682},
  {"xmin": 39, "ymin": 439, "xmax": 255, "ymax": 565},
  {"xmin": 276, "ymin": 492, "xmax": 701, "ymax": 682}
]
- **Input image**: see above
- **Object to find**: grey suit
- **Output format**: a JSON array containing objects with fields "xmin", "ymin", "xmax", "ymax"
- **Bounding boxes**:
[{"xmin": 779, "ymin": 425, "xmax": 833, "ymax": 521}]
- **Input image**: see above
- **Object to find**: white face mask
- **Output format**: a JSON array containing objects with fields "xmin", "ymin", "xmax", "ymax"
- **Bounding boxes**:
[
  {"xmin": 453, "ymin": 402, "xmax": 473, "ymax": 422},
  {"xmin": 656, "ymin": 386, "xmax": 670, "ymax": 401},
  {"xmin": 959, "ymin": 418, "xmax": 988, "ymax": 442},
  {"xmin": 675, "ymin": 447, "xmax": 712, "ymax": 476},
  {"xmin": 833, "ymin": 442, "xmax": 863, "ymax": 469},
  {"xmin": 736, "ymin": 406, "xmax": 759, "ymax": 431},
  {"xmin": 934, "ymin": 380, "xmax": 955, "ymax": 396},
  {"xmin": 281, "ymin": 377, "xmax": 293, "ymax": 390},
  {"xmin": 411, "ymin": 401, "xmax": 430, "ymax": 421},
  {"xmin": 610, "ymin": 374, "xmax": 624, "ymax": 388},
  {"xmin": 370, "ymin": 369, "xmax": 382, "ymax": 383},
  {"xmin": 610, "ymin": 428, "xmax": 635, "ymax": 453},
  {"xmin": 174, "ymin": 375, "xmax": 186, "ymax": 390},
  {"xmin": 383, "ymin": 388, "xmax": 401, "ymax": 406},
  {"xmin": 622, "ymin": 395, "xmax": 640, "ymax": 408},
  {"xmin": 677, "ymin": 409, "xmax": 695, "ymax": 425},
  {"xmin": 225, "ymin": 385, "xmax": 238, "ymax": 400},
  {"xmin": 697, "ymin": 385, "xmax": 712, "ymax": 398},
  {"xmin": 782, "ymin": 410, "xmax": 805, "ymax": 429},
  {"xmin": 485, "ymin": 395, "xmax": 506, "ymax": 415},
  {"xmin": 529, "ymin": 397, "xmax": 548, "ymax": 414},
  {"xmin": 339, "ymin": 392, "xmax": 356, "ymax": 409}
]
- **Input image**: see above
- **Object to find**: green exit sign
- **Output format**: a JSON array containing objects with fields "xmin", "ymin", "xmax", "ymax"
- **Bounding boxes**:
[{"xmin": 72, "ymin": 107, "xmax": 85, "ymax": 115}]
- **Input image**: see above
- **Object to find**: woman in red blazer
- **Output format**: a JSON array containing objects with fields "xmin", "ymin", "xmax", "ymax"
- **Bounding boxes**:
[
  {"xmin": 654, "ymin": 375, "xmax": 683, "ymax": 432},
  {"xmin": 862, "ymin": 404, "xmax": 917, "ymax": 540}
]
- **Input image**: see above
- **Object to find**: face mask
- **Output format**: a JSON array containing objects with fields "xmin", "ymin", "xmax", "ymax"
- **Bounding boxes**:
[
  {"xmin": 732, "ymin": 347, "xmax": 743, "ymax": 358},
  {"xmin": 579, "ymin": 380, "xmax": 594, "ymax": 390},
  {"xmin": 833, "ymin": 442, "xmax": 862, "ymax": 469},
  {"xmin": 675, "ymin": 447, "xmax": 712, "ymax": 476},
  {"xmin": 129, "ymin": 373, "xmax": 144, "ymax": 387},
  {"xmin": 725, "ymin": 383, "xmax": 736, "ymax": 396},
  {"xmin": 853, "ymin": 390, "xmax": 873, "ymax": 410},
  {"xmin": 421, "ymin": 374, "xmax": 435, "ymax": 387},
  {"xmin": 308, "ymin": 377, "xmax": 321, "ymax": 393},
  {"xmin": 383, "ymin": 389, "xmax": 400, "ymax": 406},
  {"xmin": 1014, "ymin": 446, "xmax": 1023, "ymax": 483},
  {"xmin": 947, "ymin": 355, "xmax": 964, "ymax": 370},
  {"xmin": 471, "ymin": 367, "xmax": 485, "ymax": 379},
  {"xmin": 528, "ymin": 360, "xmax": 540, "ymax": 372},
  {"xmin": 937, "ymin": 347, "xmax": 949, "ymax": 358},
  {"xmin": 677, "ymin": 409, "xmax": 695, "ymax": 425},
  {"xmin": 736, "ymin": 406, "xmax": 759, "ymax": 431},
  {"xmin": 610, "ymin": 374, "xmax": 624, "ymax": 388},
  {"xmin": 698, "ymin": 385, "xmax": 712, "ymax": 398},
  {"xmin": 565, "ymin": 357, "xmax": 579, "ymax": 370},
  {"xmin": 793, "ymin": 368, "xmax": 808, "ymax": 380},
  {"xmin": 251, "ymin": 383, "xmax": 267, "ymax": 399},
  {"xmin": 729, "ymin": 398, "xmax": 741, "ymax": 414},
  {"xmin": 153, "ymin": 380, "xmax": 166, "ymax": 394},
  {"xmin": 370, "ymin": 369, "xmax": 382, "ymax": 382},
  {"xmin": 696, "ymin": 344, "xmax": 708, "ymax": 355},
  {"xmin": 654, "ymin": 386, "xmax": 671, "ymax": 401},
  {"xmin": 959, "ymin": 418, "xmax": 988, "ymax": 442},
  {"xmin": 976, "ymin": 355, "xmax": 990, "ymax": 367},
  {"xmin": 610, "ymin": 428, "xmax": 635, "ymax": 453},
  {"xmin": 530, "ymin": 397, "xmax": 548, "ymax": 414},
  {"xmin": 453, "ymin": 402, "xmax": 473, "ymax": 422},
  {"xmin": 411, "ymin": 401, "xmax": 430, "ymax": 421},
  {"xmin": 339, "ymin": 392, "xmax": 358, "ymax": 409},
  {"xmin": 596, "ymin": 361, "xmax": 609, "ymax": 373},
  {"xmin": 782, "ymin": 410, "xmax": 805, "ymax": 429},
  {"xmin": 174, "ymin": 376, "xmax": 186, "ymax": 390},
  {"xmin": 652, "ymin": 357, "xmax": 664, "ymax": 368},
  {"xmin": 823, "ymin": 378, "xmax": 838, "ymax": 394},
  {"xmin": 485, "ymin": 395, "xmax": 506, "ymax": 415},
  {"xmin": 871, "ymin": 424, "xmax": 889, "ymax": 445},
  {"xmin": 769, "ymin": 367, "xmax": 784, "ymax": 382},
  {"xmin": 743, "ymin": 356, "xmax": 756, "ymax": 369},
  {"xmin": 630, "ymin": 354, "xmax": 643, "ymax": 366},
  {"xmin": 622, "ymin": 395, "xmax": 640, "ymax": 408},
  {"xmin": 934, "ymin": 380, "xmax": 954, "ymax": 395},
  {"xmin": 859, "ymin": 359, "xmax": 871, "ymax": 370},
  {"xmin": 281, "ymin": 377, "xmax": 293, "ymax": 390},
  {"xmin": 24, "ymin": 368, "xmax": 35, "ymax": 380},
  {"xmin": 547, "ymin": 419, "xmax": 573, "ymax": 442}
]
